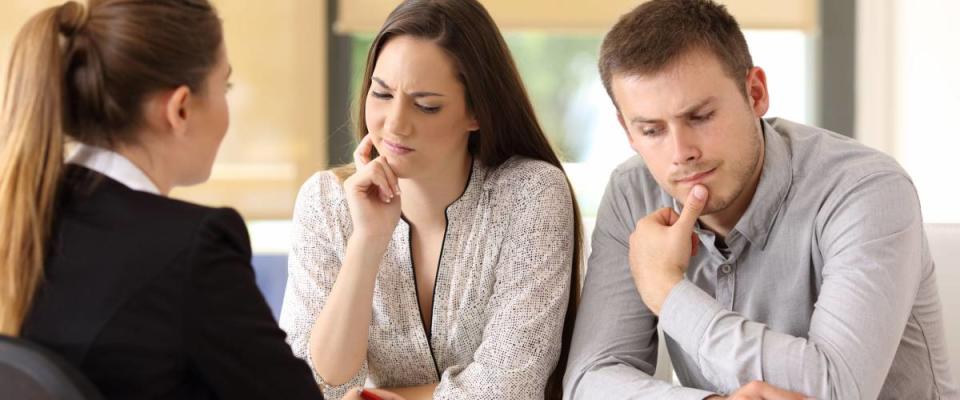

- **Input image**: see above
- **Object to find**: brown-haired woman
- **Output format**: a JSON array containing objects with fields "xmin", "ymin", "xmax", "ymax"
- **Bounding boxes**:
[
  {"xmin": 0, "ymin": 1, "xmax": 324, "ymax": 398},
  {"xmin": 279, "ymin": 1, "xmax": 583, "ymax": 399}
]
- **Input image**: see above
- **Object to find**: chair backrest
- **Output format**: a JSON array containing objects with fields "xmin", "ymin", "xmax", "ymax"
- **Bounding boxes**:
[
  {"xmin": 0, "ymin": 335, "xmax": 103, "ymax": 400},
  {"xmin": 926, "ymin": 223, "xmax": 960, "ymax": 382},
  {"xmin": 252, "ymin": 253, "xmax": 290, "ymax": 320}
]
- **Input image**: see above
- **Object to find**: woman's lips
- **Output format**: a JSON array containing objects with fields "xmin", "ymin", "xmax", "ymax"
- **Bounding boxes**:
[
  {"xmin": 674, "ymin": 168, "xmax": 716, "ymax": 185},
  {"xmin": 382, "ymin": 139, "xmax": 414, "ymax": 156}
]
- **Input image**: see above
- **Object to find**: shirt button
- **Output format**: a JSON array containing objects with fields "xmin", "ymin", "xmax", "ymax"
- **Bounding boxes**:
[{"xmin": 720, "ymin": 264, "xmax": 732, "ymax": 274}]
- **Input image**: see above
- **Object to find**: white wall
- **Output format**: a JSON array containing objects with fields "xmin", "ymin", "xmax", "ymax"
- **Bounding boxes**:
[
  {"xmin": 859, "ymin": 0, "xmax": 960, "ymax": 383},
  {"xmin": 858, "ymin": 0, "xmax": 960, "ymax": 223}
]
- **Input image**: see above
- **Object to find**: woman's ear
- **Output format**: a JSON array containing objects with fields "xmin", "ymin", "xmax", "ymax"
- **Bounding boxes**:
[
  {"xmin": 164, "ymin": 85, "xmax": 192, "ymax": 137},
  {"xmin": 467, "ymin": 114, "xmax": 480, "ymax": 133}
]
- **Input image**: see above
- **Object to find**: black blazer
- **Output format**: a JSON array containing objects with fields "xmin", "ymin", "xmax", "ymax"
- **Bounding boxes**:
[{"xmin": 22, "ymin": 166, "xmax": 323, "ymax": 400}]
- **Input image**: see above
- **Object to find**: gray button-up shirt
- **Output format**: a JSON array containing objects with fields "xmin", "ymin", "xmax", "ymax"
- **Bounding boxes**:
[{"xmin": 564, "ymin": 118, "xmax": 958, "ymax": 399}]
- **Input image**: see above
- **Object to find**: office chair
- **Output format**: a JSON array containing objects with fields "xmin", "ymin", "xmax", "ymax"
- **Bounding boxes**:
[{"xmin": 0, "ymin": 335, "xmax": 103, "ymax": 400}]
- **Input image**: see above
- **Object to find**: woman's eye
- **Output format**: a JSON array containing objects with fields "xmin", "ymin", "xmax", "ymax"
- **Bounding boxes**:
[
  {"xmin": 417, "ymin": 104, "xmax": 441, "ymax": 114},
  {"xmin": 371, "ymin": 91, "xmax": 392, "ymax": 99}
]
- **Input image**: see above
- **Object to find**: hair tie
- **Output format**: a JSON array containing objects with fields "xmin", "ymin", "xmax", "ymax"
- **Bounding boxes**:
[{"xmin": 58, "ymin": 1, "xmax": 89, "ymax": 38}]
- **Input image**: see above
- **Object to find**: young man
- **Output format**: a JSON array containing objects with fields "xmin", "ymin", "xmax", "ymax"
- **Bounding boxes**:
[{"xmin": 563, "ymin": 0, "xmax": 958, "ymax": 399}]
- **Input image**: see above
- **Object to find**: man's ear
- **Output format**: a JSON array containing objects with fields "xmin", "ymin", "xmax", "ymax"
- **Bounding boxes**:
[
  {"xmin": 745, "ymin": 67, "xmax": 769, "ymax": 117},
  {"xmin": 165, "ymin": 85, "xmax": 192, "ymax": 137}
]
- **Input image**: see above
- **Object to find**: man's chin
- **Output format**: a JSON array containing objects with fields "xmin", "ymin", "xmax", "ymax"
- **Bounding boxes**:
[
  {"xmin": 704, "ymin": 196, "xmax": 736, "ymax": 216},
  {"xmin": 672, "ymin": 188, "xmax": 726, "ymax": 213},
  {"xmin": 675, "ymin": 196, "xmax": 728, "ymax": 216}
]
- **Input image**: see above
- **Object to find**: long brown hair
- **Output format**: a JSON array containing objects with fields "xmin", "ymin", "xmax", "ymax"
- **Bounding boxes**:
[
  {"xmin": 0, "ymin": 0, "xmax": 222, "ymax": 336},
  {"xmin": 352, "ymin": 1, "xmax": 584, "ymax": 398}
]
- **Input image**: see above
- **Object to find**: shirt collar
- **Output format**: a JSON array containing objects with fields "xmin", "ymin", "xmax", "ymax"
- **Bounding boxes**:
[
  {"xmin": 67, "ymin": 144, "xmax": 162, "ymax": 195},
  {"xmin": 732, "ymin": 118, "xmax": 794, "ymax": 249}
]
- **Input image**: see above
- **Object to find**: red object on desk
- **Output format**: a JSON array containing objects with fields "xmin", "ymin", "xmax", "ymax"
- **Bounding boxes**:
[{"xmin": 360, "ymin": 389, "xmax": 385, "ymax": 400}]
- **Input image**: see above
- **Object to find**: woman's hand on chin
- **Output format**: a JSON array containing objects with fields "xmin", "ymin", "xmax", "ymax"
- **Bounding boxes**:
[{"xmin": 345, "ymin": 134, "xmax": 403, "ymax": 241}]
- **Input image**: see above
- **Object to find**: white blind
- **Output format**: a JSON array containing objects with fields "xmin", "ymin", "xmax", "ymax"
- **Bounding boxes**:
[{"xmin": 336, "ymin": 0, "xmax": 818, "ymax": 34}]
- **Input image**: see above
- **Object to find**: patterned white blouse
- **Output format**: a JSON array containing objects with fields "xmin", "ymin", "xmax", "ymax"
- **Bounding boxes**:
[{"xmin": 279, "ymin": 156, "xmax": 574, "ymax": 400}]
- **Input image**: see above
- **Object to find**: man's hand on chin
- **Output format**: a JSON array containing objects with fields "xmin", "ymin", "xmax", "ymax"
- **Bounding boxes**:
[{"xmin": 629, "ymin": 184, "xmax": 708, "ymax": 315}]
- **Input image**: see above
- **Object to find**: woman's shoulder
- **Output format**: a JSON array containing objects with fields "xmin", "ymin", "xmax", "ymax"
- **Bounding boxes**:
[
  {"xmin": 295, "ymin": 170, "xmax": 349, "ymax": 209},
  {"xmin": 62, "ymin": 168, "xmax": 246, "ymax": 245},
  {"xmin": 134, "ymin": 194, "xmax": 248, "ymax": 251},
  {"xmin": 484, "ymin": 156, "xmax": 569, "ymax": 195},
  {"xmin": 479, "ymin": 156, "xmax": 573, "ymax": 216},
  {"xmin": 292, "ymin": 169, "xmax": 351, "ymax": 230},
  {"xmin": 300, "ymin": 169, "xmax": 346, "ymax": 198}
]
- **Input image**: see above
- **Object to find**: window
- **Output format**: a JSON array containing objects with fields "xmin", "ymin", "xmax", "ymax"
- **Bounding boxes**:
[
  {"xmin": 893, "ymin": 0, "xmax": 960, "ymax": 223},
  {"xmin": 1, "ymin": 1, "xmax": 328, "ymax": 221},
  {"xmin": 857, "ymin": 0, "xmax": 960, "ymax": 223},
  {"xmin": 349, "ymin": 30, "xmax": 812, "ymax": 218}
]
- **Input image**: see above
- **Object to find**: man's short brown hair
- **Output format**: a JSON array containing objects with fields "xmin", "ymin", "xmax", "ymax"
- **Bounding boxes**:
[{"xmin": 599, "ymin": 0, "xmax": 753, "ymax": 105}]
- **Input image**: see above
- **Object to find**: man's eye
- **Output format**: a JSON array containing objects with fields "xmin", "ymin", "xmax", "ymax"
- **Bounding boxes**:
[
  {"xmin": 642, "ymin": 127, "xmax": 662, "ymax": 136},
  {"xmin": 691, "ymin": 111, "xmax": 715, "ymax": 122}
]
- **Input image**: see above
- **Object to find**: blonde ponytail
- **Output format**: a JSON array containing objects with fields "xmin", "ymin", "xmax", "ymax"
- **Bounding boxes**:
[
  {"xmin": 0, "ymin": 0, "xmax": 223, "ymax": 335},
  {"xmin": 0, "ymin": 3, "xmax": 81, "ymax": 335}
]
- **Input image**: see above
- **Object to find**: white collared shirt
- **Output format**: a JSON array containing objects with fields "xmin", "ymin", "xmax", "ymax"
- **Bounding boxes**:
[{"xmin": 67, "ymin": 144, "xmax": 161, "ymax": 195}]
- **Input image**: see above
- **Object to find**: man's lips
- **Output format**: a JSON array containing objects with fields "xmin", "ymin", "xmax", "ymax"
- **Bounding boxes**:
[{"xmin": 674, "ymin": 168, "xmax": 716, "ymax": 184}]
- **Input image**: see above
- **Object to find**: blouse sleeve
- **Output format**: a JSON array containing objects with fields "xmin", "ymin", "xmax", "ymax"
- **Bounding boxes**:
[
  {"xmin": 279, "ymin": 172, "xmax": 367, "ymax": 400},
  {"xmin": 434, "ymin": 166, "xmax": 575, "ymax": 399}
]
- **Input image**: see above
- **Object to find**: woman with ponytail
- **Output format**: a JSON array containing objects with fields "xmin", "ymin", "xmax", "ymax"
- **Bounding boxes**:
[{"xmin": 1, "ymin": 1, "xmax": 324, "ymax": 398}]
